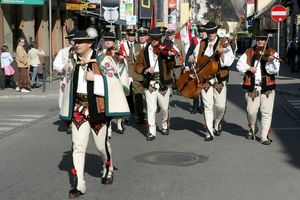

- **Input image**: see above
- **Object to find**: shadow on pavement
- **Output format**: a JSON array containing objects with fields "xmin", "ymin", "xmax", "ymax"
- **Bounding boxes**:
[
  {"xmin": 170, "ymin": 117, "xmax": 206, "ymax": 138},
  {"xmin": 58, "ymin": 150, "xmax": 104, "ymax": 187},
  {"xmin": 53, "ymin": 120, "xmax": 68, "ymax": 133}
]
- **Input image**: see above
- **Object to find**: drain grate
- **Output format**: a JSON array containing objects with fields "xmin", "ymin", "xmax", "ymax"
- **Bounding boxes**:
[{"xmin": 134, "ymin": 151, "xmax": 209, "ymax": 167}]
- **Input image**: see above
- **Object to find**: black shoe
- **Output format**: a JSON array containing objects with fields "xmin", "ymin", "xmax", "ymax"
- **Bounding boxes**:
[
  {"xmin": 204, "ymin": 135, "xmax": 214, "ymax": 141},
  {"xmin": 214, "ymin": 125, "xmax": 222, "ymax": 136},
  {"xmin": 31, "ymin": 84, "xmax": 37, "ymax": 88},
  {"xmin": 146, "ymin": 133, "xmax": 156, "ymax": 141},
  {"xmin": 101, "ymin": 175, "xmax": 113, "ymax": 185},
  {"xmin": 214, "ymin": 129, "xmax": 222, "ymax": 136},
  {"xmin": 190, "ymin": 108, "xmax": 197, "ymax": 114},
  {"xmin": 68, "ymin": 188, "xmax": 84, "ymax": 199},
  {"xmin": 261, "ymin": 140, "xmax": 271, "ymax": 145},
  {"xmin": 116, "ymin": 129, "xmax": 125, "ymax": 134},
  {"xmin": 246, "ymin": 134, "xmax": 254, "ymax": 140},
  {"xmin": 161, "ymin": 129, "xmax": 169, "ymax": 135}
]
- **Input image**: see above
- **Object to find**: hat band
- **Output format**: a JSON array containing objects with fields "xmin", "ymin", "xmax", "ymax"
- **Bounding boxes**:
[{"xmin": 205, "ymin": 26, "xmax": 218, "ymax": 31}]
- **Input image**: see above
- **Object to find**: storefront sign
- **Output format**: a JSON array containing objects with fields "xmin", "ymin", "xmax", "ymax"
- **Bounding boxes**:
[{"xmin": 0, "ymin": 0, "xmax": 44, "ymax": 5}]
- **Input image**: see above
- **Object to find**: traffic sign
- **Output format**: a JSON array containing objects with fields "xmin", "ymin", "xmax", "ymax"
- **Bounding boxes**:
[{"xmin": 271, "ymin": 5, "xmax": 287, "ymax": 22}]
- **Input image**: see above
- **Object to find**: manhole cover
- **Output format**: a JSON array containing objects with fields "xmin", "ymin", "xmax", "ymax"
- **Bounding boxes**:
[{"xmin": 134, "ymin": 151, "xmax": 209, "ymax": 167}]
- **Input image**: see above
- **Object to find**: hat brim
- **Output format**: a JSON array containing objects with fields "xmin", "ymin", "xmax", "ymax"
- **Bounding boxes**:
[{"xmin": 72, "ymin": 37, "xmax": 96, "ymax": 41}]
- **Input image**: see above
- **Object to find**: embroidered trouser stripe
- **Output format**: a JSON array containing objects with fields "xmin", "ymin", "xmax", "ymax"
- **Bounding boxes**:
[
  {"xmin": 245, "ymin": 89, "xmax": 275, "ymax": 142},
  {"xmin": 202, "ymin": 83, "xmax": 227, "ymax": 135},
  {"xmin": 71, "ymin": 121, "xmax": 112, "ymax": 193},
  {"xmin": 103, "ymin": 122, "xmax": 112, "ymax": 179},
  {"xmin": 145, "ymin": 88, "xmax": 170, "ymax": 136}
]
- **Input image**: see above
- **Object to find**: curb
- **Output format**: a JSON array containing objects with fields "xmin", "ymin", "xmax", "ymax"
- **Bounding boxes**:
[{"xmin": 0, "ymin": 93, "xmax": 58, "ymax": 99}]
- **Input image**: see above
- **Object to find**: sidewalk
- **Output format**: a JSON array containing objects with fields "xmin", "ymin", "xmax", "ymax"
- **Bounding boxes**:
[
  {"xmin": 0, "ymin": 77, "xmax": 60, "ymax": 99},
  {"xmin": 276, "ymin": 63, "xmax": 300, "ymax": 121}
]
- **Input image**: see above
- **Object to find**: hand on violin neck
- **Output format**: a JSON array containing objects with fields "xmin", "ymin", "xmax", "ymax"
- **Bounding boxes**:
[
  {"xmin": 145, "ymin": 67, "xmax": 155, "ymax": 74},
  {"xmin": 248, "ymin": 66, "xmax": 257, "ymax": 74},
  {"xmin": 217, "ymin": 46, "xmax": 224, "ymax": 54}
]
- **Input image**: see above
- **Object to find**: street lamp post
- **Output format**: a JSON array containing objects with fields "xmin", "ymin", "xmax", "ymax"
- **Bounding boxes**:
[{"xmin": 49, "ymin": 0, "xmax": 52, "ymax": 91}]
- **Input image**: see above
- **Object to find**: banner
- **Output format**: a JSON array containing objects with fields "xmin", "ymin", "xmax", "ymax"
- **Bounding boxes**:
[{"xmin": 139, "ymin": 0, "xmax": 163, "ymax": 20}]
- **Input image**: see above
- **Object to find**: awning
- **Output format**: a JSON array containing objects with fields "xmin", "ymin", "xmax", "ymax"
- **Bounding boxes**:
[{"xmin": 253, "ymin": 0, "xmax": 278, "ymax": 19}]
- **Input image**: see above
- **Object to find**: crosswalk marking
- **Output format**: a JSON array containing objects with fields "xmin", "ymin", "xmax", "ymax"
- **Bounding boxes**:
[{"xmin": 0, "ymin": 114, "xmax": 45, "ymax": 135}]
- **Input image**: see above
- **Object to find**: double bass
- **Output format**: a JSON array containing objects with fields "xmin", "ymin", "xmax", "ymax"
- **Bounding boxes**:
[{"xmin": 177, "ymin": 38, "xmax": 228, "ymax": 98}]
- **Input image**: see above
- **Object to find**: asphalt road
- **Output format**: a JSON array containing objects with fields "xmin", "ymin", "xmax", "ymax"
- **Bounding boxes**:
[{"xmin": 0, "ymin": 69, "xmax": 300, "ymax": 200}]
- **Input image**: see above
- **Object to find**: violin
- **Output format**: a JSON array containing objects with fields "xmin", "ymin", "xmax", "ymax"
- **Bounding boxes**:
[
  {"xmin": 254, "ymin": 46, "xmax": 283, "ymax": 62},
  {"xmin": 106, "ymin": 47, "xmax": 125, "ymax": 61}
]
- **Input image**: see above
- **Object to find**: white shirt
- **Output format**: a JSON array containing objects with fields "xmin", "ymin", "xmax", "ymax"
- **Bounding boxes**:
[
  {"xmin": 148, "ymin": 45, "xmax": 159, "ymax": 72},
  {"xmin": 76, "ymin": 50, "xmax": 105, "ymax": 96},
  {"xmin": 236, "ymin": 50, "xmax": 280, "ymax": 83},
  {"xmin": 53, "ymin": 46, "xmax": 72, "ymax": 72},
  {"xmin": 0, "ymin": 52, "xmax": 13, "ymax": 68}
]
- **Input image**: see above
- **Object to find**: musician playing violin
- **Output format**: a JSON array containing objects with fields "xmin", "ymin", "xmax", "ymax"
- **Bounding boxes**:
[
  {"xmin": 236, "ymin": 30, "xmax": 280, "ymax": 145},
  {"xmin": 135, "ymin": 28, "xmax": 176, "ymax": 141},
  {"xmin": 185, "ymin": 22, "xmax": 234, "ymax": 141}
]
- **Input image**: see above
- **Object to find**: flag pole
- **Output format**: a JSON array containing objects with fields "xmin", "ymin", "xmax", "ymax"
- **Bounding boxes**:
[{"xmin": 174, "ymin": 19, "xmax": 189, "ymax": 36}]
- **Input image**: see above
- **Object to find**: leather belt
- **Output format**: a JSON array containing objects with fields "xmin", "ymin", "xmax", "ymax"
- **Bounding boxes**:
[
  {"xmin": 150, "ymin": 72, "xmax": 160, "ymax": 81},
  {"xmin": 76, "ymin": 93, "xmax": 88, "ymax": 107}
]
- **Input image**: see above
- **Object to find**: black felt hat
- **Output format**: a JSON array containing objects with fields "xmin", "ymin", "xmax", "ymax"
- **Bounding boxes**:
[
  {"xmin": 255, "ymin": 30, "xmax": 268, "ymax": 39},
  {"xmin": 65, "ymin": 29, "xmax": 78, "ymax": 39},
  {"xmin": 149, "ymin": 28, "xmax": 162, "ymax": 40},
  {"xmin": 102, "ymin": 32, "xmax": 116, "ymax": 40},
  {"xmin": 204, "ymin": 22, "xmax": 221, "ymax": 33},
  {"xmin": 72, "ymin": 27, "xmax": 98, "ymax": 41}
]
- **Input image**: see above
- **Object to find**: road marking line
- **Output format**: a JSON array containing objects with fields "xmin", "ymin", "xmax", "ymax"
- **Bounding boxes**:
[
  {"xmin": 4, "ymin": 118, "xmax": 35, "ymax": 122},
  {"xmin": 0, "ymin": 122, "xmax": 24, "ymax": 126},
  {"xmin": 14, "ymin": 114, "xmax": 44, "ymax": 118}
]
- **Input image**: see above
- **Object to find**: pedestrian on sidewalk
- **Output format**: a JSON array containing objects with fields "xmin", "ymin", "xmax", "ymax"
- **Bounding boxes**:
[
  {"xmin": 0, "ymin": 45, "xmax": 16, "ymax": 89},
  {"xmin": 287, "ymin": 41, "xmax": 297, "ymax": 73},
  {"xmin": 16, "ymin": 38, "xmax": 30, "ymax": 93},
  {"xmin": 236, "ymin": 30, "xmax": 280, "ymax": 145},
  {"xmin": 28, "ymin": 41, "xmax": 44, "ymax": 88}
]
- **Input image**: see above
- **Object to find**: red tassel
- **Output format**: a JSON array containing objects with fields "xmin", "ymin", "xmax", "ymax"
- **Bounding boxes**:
[
  {"xmin": 247, "ymin": 123, "xmax": 252, "ymax": 128},
  {"xmin": 105, "ymin": 161, "xmax": 112, "ymax": 166},
  {"xmin": 268, "ymin": 129, "xmax": 272, "ymax": 134},
  {"xmin": 71, "ymin": 168, "xmax": 77, "ymax": 175}
]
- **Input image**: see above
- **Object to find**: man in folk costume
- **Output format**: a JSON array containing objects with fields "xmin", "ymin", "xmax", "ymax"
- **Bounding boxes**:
[
  {"xmin": 102, "ymin": 32, "xmax": 130, "ymax": 136},
  {"xmin": 185, "ymin": 25, "xmax": 207, "ymax": 114},
  {"xmin": 165, "ymin": 29, "xmax": 186, "ymax": 94},
  {"xmin": 59, "ymin": 28, "xmax": 130, "ymax": 198},
  {"xmin": 135, "ymin": 28, "xmax": 176, "ymax": 141},
  {"xmin": 128, "ymin": 27, "xmax": 149, "ymax": 124},
  {"xmin": 188, "ymin": 22, "xmax": 234, "ymax": 141},
  {"xmin": 236, "ymin": 30, "xmax": 280, "ymax": 145},
  {"xmin": 53, "ymin": 29, "xmax": 78, "ymax": 134},
  {"xmin": 119, "ymin": 29, "xmax": 136, "ymax": 124}
]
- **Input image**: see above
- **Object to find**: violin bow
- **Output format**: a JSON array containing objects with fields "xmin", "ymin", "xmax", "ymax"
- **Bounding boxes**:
[{"xmin": 254, "ymin": 35, "xmax": 270, "ymax": 68}]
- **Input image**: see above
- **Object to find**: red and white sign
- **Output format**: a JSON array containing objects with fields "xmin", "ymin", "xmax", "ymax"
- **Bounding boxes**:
[{"xmin": 271, "ymin": 5, "xmax": 287, "ymax": 22}]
